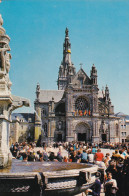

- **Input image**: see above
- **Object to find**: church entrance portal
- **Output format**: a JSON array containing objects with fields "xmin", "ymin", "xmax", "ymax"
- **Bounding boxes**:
[
  {"xmin": 78, "ymin": 133, "xmax": 86, "ymax": 142},
  {"xmin": 57, "ymin": 134, "xmax": 62, "ymax": 142},
  {"xmin": 75, "ymin": 123, "xmax": 90, "ymax": 142},
  {"xmin": 102, "ymin": 134, "xmax": 107, "ymax": 142}
]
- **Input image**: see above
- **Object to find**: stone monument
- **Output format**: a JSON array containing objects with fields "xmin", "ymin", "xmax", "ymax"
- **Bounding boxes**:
[{"xmin": 0, "ymin": 14, "xmax": 30, "ymax": 168}]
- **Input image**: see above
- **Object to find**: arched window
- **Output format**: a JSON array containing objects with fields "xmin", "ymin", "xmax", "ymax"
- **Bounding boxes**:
[
  {"xmin": 116, "ymin": 123, "xmax": 119, "ymax": 137},
  {"xmin": 42, "ymin": 108, "xmax": 46, "ymax": 117}
]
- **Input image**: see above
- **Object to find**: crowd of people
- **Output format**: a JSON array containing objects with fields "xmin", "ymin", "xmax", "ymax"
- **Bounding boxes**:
[{"xmin": 10, "ymin": 141, "xmax": 129, "ymax": 196}]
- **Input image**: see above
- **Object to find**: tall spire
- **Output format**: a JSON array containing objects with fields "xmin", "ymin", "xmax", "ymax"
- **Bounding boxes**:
[
  {"xmin": 63, "ymin": 27, "xmax": 71, "ymax": 58},
  {"xmin": 58, "ymin": 28, "xmax": 76, "ymax": 90},
  {"xmin": 65, "ymin": 27, "xmax": 69, "ymax": 37},
  {"xmin": 105, "ymin": 85, "xmax": 110, "ymax": 102}
]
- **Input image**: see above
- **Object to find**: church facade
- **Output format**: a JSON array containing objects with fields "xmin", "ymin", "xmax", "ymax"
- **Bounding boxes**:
[{"xmin": 34, "ymin": 28, "xmax": 120, "ymax": 144}]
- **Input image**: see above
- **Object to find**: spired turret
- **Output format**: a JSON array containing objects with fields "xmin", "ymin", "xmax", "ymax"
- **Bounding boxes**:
[
  {"xmin": 58, "ymin": 28, "xmax": 76, "ymax": 90},
  {"xmin": 0, "ymin": 14, "xmax": 30, "ymax": 168},
  {"xmin": 90, "ymin": 64, "xmax": 97, "ymax": 85},
  {"xmin": 36, "ymin": 83, "xmax": 40, "ymax": 101},
  {"xmin": 105, "ymin": 85, "xmax": 109, "ymax": 102}
]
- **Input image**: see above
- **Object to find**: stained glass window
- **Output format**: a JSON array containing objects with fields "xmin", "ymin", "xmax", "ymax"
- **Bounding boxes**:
[{"xmin": 75, "ymin": 97, "xmax": 89, "ymax": 111}]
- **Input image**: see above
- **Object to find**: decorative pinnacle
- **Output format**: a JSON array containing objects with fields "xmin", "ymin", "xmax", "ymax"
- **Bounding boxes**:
[
  {"xmin": 0, "ymin": 14, "xmax": 3, "ymax": 26},
  {"xmin": 36, "ymin": 83, "xmax": 40, "ymax": 92},
  {"xmin": 80, "ymin": 63, "xmax": 83, "ymax": 69},
  {"xmin": 65, "ymin": 27, "xmax": 69, "ymax": 37}
]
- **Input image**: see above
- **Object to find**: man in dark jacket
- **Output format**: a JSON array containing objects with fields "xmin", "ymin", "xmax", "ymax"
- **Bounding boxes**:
[{"xmin": 86, "ymin": 172, "xmax": 101, "ymax": 196}]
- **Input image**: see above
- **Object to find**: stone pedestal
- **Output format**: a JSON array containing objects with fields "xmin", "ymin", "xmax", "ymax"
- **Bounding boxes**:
[
  {"xmin": 92, "ymin": 136, "xmax": 100, "ymax": 143},
  {"xmin": 0, "ymin": 118, "xmax": 12, "ymax": 168},
  {"xmin": 0, "ymin": 95, "xmax": 13, "ymax": 167}
]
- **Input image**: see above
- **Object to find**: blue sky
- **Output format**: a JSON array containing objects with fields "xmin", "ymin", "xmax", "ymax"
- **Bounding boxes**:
[{"xmin": 1, "ymin": 0, "xmax": 129, "ymax": 114}]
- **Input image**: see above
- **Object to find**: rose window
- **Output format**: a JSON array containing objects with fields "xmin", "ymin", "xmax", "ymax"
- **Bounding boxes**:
[{"xmin": 75, "ymin": 97, "xmax": 89, "ymax": 111}]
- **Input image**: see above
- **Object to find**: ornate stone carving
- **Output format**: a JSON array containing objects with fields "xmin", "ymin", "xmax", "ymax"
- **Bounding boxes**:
[
  {"xmin": 0, "ymin": 106, "xmax": 3, "ymax": 114},
  {"xmin": 0, "ymin": 51, "xmax": 11, "ymax": 73},
  {"xmin": 5, "ymin": 52, "xmax": 11, "ymax": 73},
  {"xmin": 0, "ymin": 15, "xmax": 30, "ymax": 168}
]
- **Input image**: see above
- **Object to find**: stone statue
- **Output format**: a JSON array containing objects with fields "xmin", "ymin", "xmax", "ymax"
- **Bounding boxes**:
[
  {"xmin": 5, "ymin": 52, "xmax": 11, "ymax": 73},
  {"xmin": 0, "ymin": 51, "xmax": 11, "ymax": 73}
]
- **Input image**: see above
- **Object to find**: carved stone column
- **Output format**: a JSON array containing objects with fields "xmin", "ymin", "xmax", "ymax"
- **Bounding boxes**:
[
  {"xmin": 92, "ymin": 120, "xmax": 99, "ymax": 143},
  {"xmin": 0, "ymin": 15, "xmax": 30, "ymax": 168}
]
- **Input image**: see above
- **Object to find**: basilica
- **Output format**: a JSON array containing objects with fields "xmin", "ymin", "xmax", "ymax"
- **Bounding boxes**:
[{"xmin": 34, "ymin": 28, "xmax": 120, "ymax": 144}]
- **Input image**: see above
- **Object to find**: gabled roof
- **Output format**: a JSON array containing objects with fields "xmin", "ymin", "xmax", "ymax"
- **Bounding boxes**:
[
  {"xmin": 98, "ymin": 90, "xmax": 104, "ymax": 98},
  {"xmin": 39, "ymin": 90, "xmax": 64, "ymax": 103},
  {"xmin": 72, "ymin": 68, "xmax": 91, "ymax": 86}
]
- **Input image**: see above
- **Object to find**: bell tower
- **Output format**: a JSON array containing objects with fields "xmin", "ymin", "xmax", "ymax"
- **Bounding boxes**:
[{"xmin": 58, "ymin": 28, "xmax": 76, "ymax": 90}]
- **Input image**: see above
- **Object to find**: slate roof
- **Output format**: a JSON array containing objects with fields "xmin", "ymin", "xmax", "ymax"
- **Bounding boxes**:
[
  {"xmin": 115, "ymin": 112, "xmax": 128, "ymax": 117},
  {"xmin": 11, "ymin": 113, "xmax": 35, "ymax": 123},
  {"xmin": 115, "ymin": 112, "xmax": 129, "ymax": 120},
  {"xmin": 39, "ymin": 90, "xmax": 64, "ymax": 103}
]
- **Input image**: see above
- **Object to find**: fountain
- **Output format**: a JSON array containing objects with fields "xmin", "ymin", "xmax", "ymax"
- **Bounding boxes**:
[
  {"xmin": 0, "ymin": 14, "xmax": 99, "ymax": 195},
  {"xmin": 0, "ymin": 160, "xmax": 98, "ymax": 195}
]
